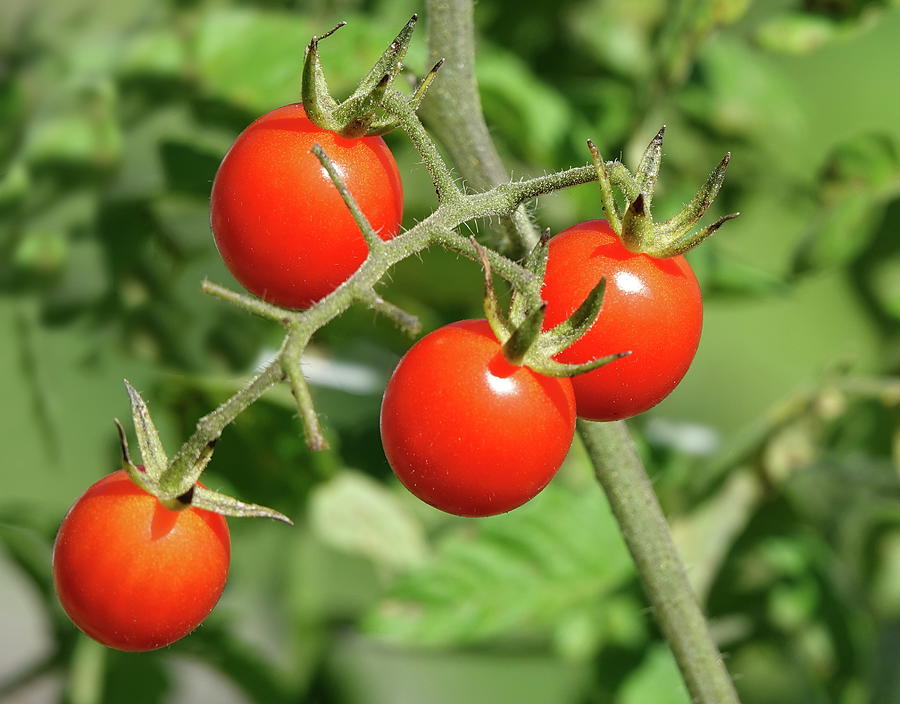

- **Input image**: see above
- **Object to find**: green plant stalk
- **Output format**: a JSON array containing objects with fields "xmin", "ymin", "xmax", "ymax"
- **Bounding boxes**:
[
  {"xmin": 419, "ymin": 0, "xmax": 540, "ymax": 256},
  {"xmin": 423, "ymin": 1, "xmax": 741, "ymax": 701},
  {"xmin": 578, "ymin": 420, "xmax": 741, "ymax": 704}
]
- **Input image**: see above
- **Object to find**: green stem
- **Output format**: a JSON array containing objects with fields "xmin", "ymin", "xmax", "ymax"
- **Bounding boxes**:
[
  {"xmin": 578, "ymin": 420, "xmax": 741, "ymax": 704},
  {"xmin": 420, "ymin": 0, "xmax": 540, "ymax": 256}
]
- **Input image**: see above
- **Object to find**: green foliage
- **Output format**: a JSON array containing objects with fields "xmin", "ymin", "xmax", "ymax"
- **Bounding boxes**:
[
  {"xmin": 364, "ymin": 483, "xmax": 632, "ymax": 648},
  {"xmin": 3, "ymin": 0, "xmax": 900, "ymax": 702}
]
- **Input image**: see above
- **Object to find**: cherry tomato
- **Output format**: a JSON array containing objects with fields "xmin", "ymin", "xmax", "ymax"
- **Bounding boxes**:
[
  {"xmin": 53, "ymin": 470, "xmax": 230, "ymax": 651},
  {"xmin": 210, "ymin": 103, "xmax": 404, "ymax": 309},
  {"xmin": 380, "ymin": 319, "xmax": 577, "ymax": 517},
  {"xmin": 541, "ymin": 220, "xmax": 702, "ymax": 421}
]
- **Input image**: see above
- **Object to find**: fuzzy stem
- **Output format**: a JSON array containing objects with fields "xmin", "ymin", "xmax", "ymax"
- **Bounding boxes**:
[
  {"xmin": 420, "ymin": 0, "xmax": 540, "ymax": 256},
  {"xmin": 579, "ymin": 420, "xmax": 741, "ymax": 704}
]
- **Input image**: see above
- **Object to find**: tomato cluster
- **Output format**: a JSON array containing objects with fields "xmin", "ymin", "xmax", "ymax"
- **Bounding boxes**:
[{"xmin": 54, "ymin": 94, "xmax": 710, "ymax": 649}]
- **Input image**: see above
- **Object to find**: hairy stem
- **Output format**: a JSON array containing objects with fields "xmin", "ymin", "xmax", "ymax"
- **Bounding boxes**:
[
  {"xmin": 420, "ymin": 0, "xmax": 540, "ymax": 256},
  {"xmin": 579, "ymin": 420, "xmax": 741, "ymax": 704}
]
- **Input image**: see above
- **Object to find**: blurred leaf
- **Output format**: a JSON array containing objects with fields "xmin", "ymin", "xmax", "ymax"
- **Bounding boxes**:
[
  {"xmin": 119, "ymin": 29, "xmax": 186, "ymax": 78},
  {"xmin": 24, "ymin": 83, "xmax": 121, "ymax": 169},
  {"xmin": 618, "ymin": 645, "xmax": 691, "ymax": 704},
  {"xmin": 679, "ymin": 38, "xmax": 804, "ymax": 139},
  {"xmin": 755, "ymin": 13, "xmax": 839, "ymax": 54},
  {"xmin": 691, "ymin": 245, "xmax": 787, "ymax": 299},
  {"xmin": 477, "ymin": 45, "xmax": 573, "ymax": 164},
  {"xmin": 194, "ymin": 9, "xmax": 311, "ymax": 113},
  {"xmin": 793, "ymin": 133, "xmax": 900, "ymax": 274},
  {"xmin": 309, "ymin": 471, "xmax": 429, "ymax": 572},
  {"xmin": 672, "ymin": 471, "xmax": 761, "ymax": 601},
  {"xmin": 364, "ymin": 484, "xmax": 631, "ymax": 647}
]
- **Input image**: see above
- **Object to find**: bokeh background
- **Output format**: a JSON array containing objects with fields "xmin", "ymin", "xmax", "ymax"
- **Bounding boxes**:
[{"xmin": 3, "ymin": 0, "xmax": 900, "ymax": 702}]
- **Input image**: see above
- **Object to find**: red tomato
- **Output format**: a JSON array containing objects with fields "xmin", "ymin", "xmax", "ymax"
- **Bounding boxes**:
[
  {"xmin": 53, "ymin": 470, "xmax": 230, "ymax": 651},
  {"xmin": 380, "ymin": 319, "xmax": 577, "ymax": 517},
  {"xmin": 210, "ymin": 103, "xmax": 403, "ymax": 309},
  {"xmin": 541, "ymin": 220, "xmax": 702, "ymax": 421}
]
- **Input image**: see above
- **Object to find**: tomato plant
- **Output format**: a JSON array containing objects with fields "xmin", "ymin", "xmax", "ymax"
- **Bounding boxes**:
[
  {"xmin": 53, "ymin": 470, "xmax": 231, "ymax": 651},
  {"xmin": 380, "ymin": 319, "xmax": 577, "ymax": 517},
  {"xmin": 541, "ymin": 219, "xmax": 703, "ymax": 421},
  {"xmin": 210, "ymin": 103, "xmax": 404, "ymax": 309}
]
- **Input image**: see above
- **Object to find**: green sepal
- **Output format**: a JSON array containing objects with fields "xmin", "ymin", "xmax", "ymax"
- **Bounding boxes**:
[
  {"xmin": 114, "ymin": 418, "xmax": 157, "ymax": 495},
  {"xmin": 587, "ymin": 130, "xmax": 738, "ymax": 258},
  {"xmin": 368, "ymin": 58, "xmax": 445, "ymax": 135},
  {"xmin": 539, "ymin": 277, "xmax": 607, "ymax": 357},
  {"xmin": 653, "ymin": 212, "xmax": 741, "ymax": 258},
  {"xmin": 656, "ymin": 152, "xmax": 732, "ymax": 240},
  {"xmin": 300, "ymin": 16, "xmax": 431, "ymax": 137},
  {"xmin": 336, "ymin": 74, "xmax": 391, "ymax": 138},
  {"xmin": 472, "ymin": 237, "xmax": 512, "ymax": 343},
  {"xmin": 124, "ymin": 379, "xmax": 168, "ymax": 481},
  {"xmin": 588, "ymin": 140, "xmax": 622, "ymax": 233},
  {"xmin": 509, "ymin": 228, "xmax": 550, "ymax": 324},
  {"xmin": 502, "ymin": 303, "xmax": 547, "ymax": 367},
  {"xmin": 176, "ymin": 485, "xmax": 293, "ymax": 525},
  {"xmin": 621, "ymin": 193, "xmax": 654, "ymax": 254},
  {"xmin": 528, "ymin": 351, "xmax": 631, "ymax": 379},
  {"xmin": 353, "ymin": 14, "xmax": 417, "ymax": 101},
  {"xmin": 635, "ymin": 126, "xmax": 665, "ymax": 208},
  {"xmin": 301, "ymin": 22, "xmax": 345, "ymax": 132}
]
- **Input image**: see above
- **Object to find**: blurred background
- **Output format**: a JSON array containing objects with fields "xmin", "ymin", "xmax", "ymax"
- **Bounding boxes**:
[{"xmin": 3, "ymin": 0, "xmax": 900, "ymax": 702}]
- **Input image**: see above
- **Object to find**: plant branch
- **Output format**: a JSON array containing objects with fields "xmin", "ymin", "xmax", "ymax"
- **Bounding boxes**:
[{"xmin": 420, "ymin": 0, "xmax": 540, "ymax": 256}]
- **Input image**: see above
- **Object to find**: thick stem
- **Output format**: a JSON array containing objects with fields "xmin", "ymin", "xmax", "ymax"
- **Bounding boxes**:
[
  {"xmin": 421, "ymin": 0, "xmax": 540, "ymax": 256},
  {"xmin": 578, "ymin": 420, "xmax": 741, "ymax": 704}
]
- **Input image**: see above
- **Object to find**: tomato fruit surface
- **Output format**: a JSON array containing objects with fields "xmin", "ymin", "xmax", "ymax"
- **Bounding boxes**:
[
  {"xmin": 541, "ymin": 220, "xmax": 702, "ymax": 421},
  {"xmin": 210, "ymin": 103, "xmax": 404, "ymax": 309},
  {"xmin": 380, "ymin": 319, "xmax": 577, "ymax": 517},
  {"xmin": 53, "ymin": 470, "xmax": 231, "ymax": 651}
]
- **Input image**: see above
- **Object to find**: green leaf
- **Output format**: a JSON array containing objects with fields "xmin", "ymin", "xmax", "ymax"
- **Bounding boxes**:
[
  {"xmin": 619, "ymin": 645, "xmax": 691, "ymax": 704},
  {"xmin": 755, "ymin": 13, "xmax": 838, "ymax": 55},
  {"xmin": 309, "ymin": 471, "xmax": 429, "ymax": 572},
  {"xmin": 364, "ymin": 484, "xmax": 631, "ymax": 647},
  {"xmin": 194, "ymin": 9, "xmax": 312, "ymax": 113}
]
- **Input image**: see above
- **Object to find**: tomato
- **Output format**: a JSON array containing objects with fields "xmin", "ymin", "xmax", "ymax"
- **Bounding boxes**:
[
  {"xmin": 210, "ymin": 103, "xmax": 404, "ymax": 309},
  {"xmin": 380, "ymin": 319, "xmax": 577, "ymax": 517},
  {"xmin": 541, "ymin": 220, "xmax": 702, "ymax": 421},
  {"xmin": 53, "ymin": 470, "xmax": 230, "ymax": 651}
]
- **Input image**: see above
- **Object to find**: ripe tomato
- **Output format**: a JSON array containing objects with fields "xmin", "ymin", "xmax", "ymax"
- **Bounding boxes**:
[
  {"xmin": 380, "ymin": 319, "xmax": 576, "ymax": 517},
  {"xmin": 541, "ymin": 220, "xmax": 702, "ymax": 421},
  {"xmin": 53, "ymin": 470, "xmax": 230, "ymax": 651},
  {"xmin": 210, "ymin": 103, "xmax": 404, "ymax": 309}
]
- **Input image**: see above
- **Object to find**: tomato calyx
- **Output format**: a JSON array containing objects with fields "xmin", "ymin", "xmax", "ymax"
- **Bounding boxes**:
[
  {"xmin": 472, "ymin": 238, "xmax": 630, "ymax": 378},
  {"xmin": 115, "ymin": 381, "xmax": 293, "ymax": 524},
  {"xmin": 302, "ymin": 15, "xmax": 444, "ymax": 138},
  {"xmin": 589, "ymin": 128, "xmax": 740, "ymax": 259}
]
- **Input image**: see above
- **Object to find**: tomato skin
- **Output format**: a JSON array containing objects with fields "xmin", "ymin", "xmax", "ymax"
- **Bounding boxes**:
[
  {"xmin": 52, "ymin": 471, "xmax": 230, "ymax": 651},
  {"xmin": 541, "ymin": 220, "xmax": 702, "ymax": 421},
  {"xmin": 380, "ymin": 319, "xmax": 577, "ymax": 517},
  {"xmin": 210, "ymin": 103, "xmax": 404, "ymax": 309}
]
